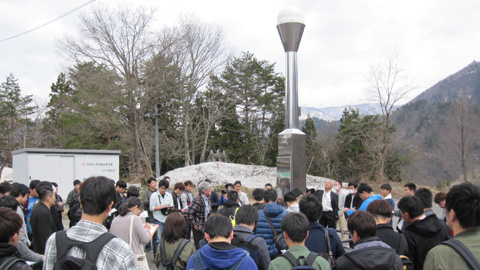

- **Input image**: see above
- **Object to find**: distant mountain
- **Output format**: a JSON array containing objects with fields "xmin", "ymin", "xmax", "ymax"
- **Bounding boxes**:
[{"xmin": 300, "ymin": 103, "xmax": 385, "ymax": 122}]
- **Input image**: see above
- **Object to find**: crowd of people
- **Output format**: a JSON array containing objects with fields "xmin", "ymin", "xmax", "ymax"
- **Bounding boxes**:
[{"xmin": 0, "ymin": 177, "xmax": 479, "ymax": 270}]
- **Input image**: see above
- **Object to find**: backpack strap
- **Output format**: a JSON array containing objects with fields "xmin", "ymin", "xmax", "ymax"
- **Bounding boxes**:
[
  {"xmin": 0, "ymin": 256, "xmax": 24, "ymax": 270},
  {"xmin": 262, "ymin": 209, "xmax": 279, "ymax": 238},
  {"xmin": 160, "ymin": 238, "xmax": 168, "ymax": 265},
  {"xmin": 440, "ymin": 239, "xmax": 480, "ymax": 269},
  {"xmin": 169, "ymin": 239, "xmax": 189, "ymax": 266},
  {"xmin": 245, "ymin": 234, "xmax": 259, "ymax": 244},
  {"xmin": 304, "ymin": 252, "xmax": 318, "ymax": 266},
  {"xmin": 280, "ymin": 251, "xmax": 299, "ymax": 267}
]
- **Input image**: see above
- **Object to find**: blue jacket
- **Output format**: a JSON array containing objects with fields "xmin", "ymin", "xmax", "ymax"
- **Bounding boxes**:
[
  {"xmin": 347, "ymin": 194, "xmax": 383, "ymax": 216},
  {"xmin": 186, "ymin": 242, "xmax": 257, "ymax": 270},
  {"xmin": 305, "ymin": 222, "xmax": 345, "ymax": 258},
  {"xmin": 254, "ymin": 203, "xmax": 288, "ymax": 255}
]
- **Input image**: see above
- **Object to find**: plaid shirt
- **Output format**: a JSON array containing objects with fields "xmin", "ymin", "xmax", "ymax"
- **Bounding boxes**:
[
  {"xmin": 187, "ymin": 195, "xmax": 207, "ymax": 232},
  {"xmin": 43, "ymin": 220, "xmax": 136, "ymax": 270}
]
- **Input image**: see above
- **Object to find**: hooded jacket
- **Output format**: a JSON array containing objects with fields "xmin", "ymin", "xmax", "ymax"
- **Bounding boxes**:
[
  {"xmin": 218, "ymin": 200, "xmax": 240, "ymax": 220},
  {"xmin": 333, "ymin": 237, "xmax": 403, "ymax": 270},
  {"xmin": 186, "ymin": 242, "xmax": 257, "ymax": 270},
  {"xmin": 376, "ymin": 223, "xmax": 408, "ymax": 255},
  {"xmin": 403, "ymin": 214, "xmax": 450, "ymax": 270},
  {"xmin": 254, "ymin": 203, "xmax": 288, "ymax": 255},
  {"xmin": 0, "ymin": 243, "xmax": 32, "ymax": 270}
]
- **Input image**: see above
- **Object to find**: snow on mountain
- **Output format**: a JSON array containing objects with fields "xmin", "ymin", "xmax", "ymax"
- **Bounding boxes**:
[{"xmin": 300, "ymin": 103, "xmax": 385, "ymax": 121}]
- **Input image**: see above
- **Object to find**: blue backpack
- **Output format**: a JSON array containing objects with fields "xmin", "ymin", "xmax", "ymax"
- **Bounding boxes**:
[{"xmin": 231, "ymin": 234, "xmax": 260, "ymax": 266}]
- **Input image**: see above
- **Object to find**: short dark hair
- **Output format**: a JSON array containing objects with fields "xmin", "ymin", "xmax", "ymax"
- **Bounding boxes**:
[
  {"xmin": 415, "ymin": 188, "xmax": 433, "ymax": 208},
  {"xmin": 116, "ymin": 180, "xmax": 127, "ymax": 189},
  {"xmin": 204, "ymin": 214, "xmax": 232, "ymax": 239},
  {"xmin": 0, "ymin": 196, "xmax": 19, "ymax": 211},
  {"xmin": 158, "ymin": 179, "xmax": 169, "ymax": 189},
  {"xmin": 291, "ymin": 188, "xmax": 303, "ymax": 198},
  {"xmin": 10, "ymin": 183, "xmax": 29, "ymax": 198},
  {"xmin": 36, "ymin": 181, "xmax": 53, "ymax": 201},
  {"xmin": 147, "ymin": 177, "xmax": 156, "ymax": 185},
  {"xmin": 281, "ymin": 212, "xmax": 309, "ymax": 243},
  {"xmin": 265, "ymin": 183, "xmax": 273, "ymax": 188},
  {"xmin": 306, "ymin": 188, "xmax": 315, "ymax": 194},
  {"xmin": 335, "ymin": 180, "xmax": 343, "ymax": 186},
  {"xmin": 29, "ymin": 180, "xmax": 41, "ymax": 190},
  {"xmin": 0, "ymin": 207, "xmax": 23, "ymax": 242},
  {"xmin": 126, "ymin": 186, "xmax": 139, "ymax": 198},
  {"xmin": 348, "ymin": 181, "xmax": 358, "ymax": 188},
  {"xmin": 398, "ymin": 196, "xmax": 424, "ymax": 219},
  {"xmin": 367, "ymin": 199, "xmax": 392, "ymax": 219},
  {"xmin": 348, "ymin": 210, "xmax": 376, "ymax": 239},
  {"xmin": 0, "ymin": 182, "xmax": 11, "ymax": 195},
  {"xmin": 80, "ymin": 176, "xmax": 116, "ymax": 215},
  {"xmin": 225, "ymin": 183, "xmax": 233, "ymax": 190},
  {"xmin": 299, "ymin": 194, "xmax": 323, "ymax": 222},
  {"xmin": 162, "ymin": 212, "xmax": 188, "ymax": 244},
  {"xmin": 263, "ymin": 189, "xmax": 277, "ymax": 203},
  {"xmin": 52, "ymin": 182, "xmax": 58, "ymax": 188},
  {"xmin": 252, "ymin": 188, "xmax": 264, "ymax": 201},
  {"xmin": 163, "ymin": 176, "xmax": 170, "ymax": 181},
  {"xmin": 227, "ymin": 190, "xmax": 238, "ymax": 201},
  {"xmin": 357, "ymin": 183, "xmax": 373, "ymax": 194},
  {"xmin": 73, "ymin": 180, "xmax": 81, "ymax": 186},
  {"xmin": 184, "ymin": 180, "xmax": 194, "ymax": 187},
  {"xmin": 174, "ymin": 182, "xmax": 185, "ymax": 191},
  {"xmin": 445, "ymin": 182, "xmax": 480, "ymax": 229},
  {"xmin": 234, "ymin": 180, "xmax": 242, "ymax": 187},
  {"xmin": 284, "ymin": 192, "xmax": 297, "ymax": 204},
  {"xmin": 118, "ymin": 197, "xmax": 143, "ymax": 216},
  {"xmin": 235, "ymin": 205, "xmax": 259, "ymax": 226},
  {"xmin": 434, "ymin": 192, "xmax": 446, "ymax": 204},
  {"xmin": 404, "ymin": 183, "xmax": 417, "ymax": 192},
  {"xmin": 380, "ymin": 183, "xmax": 392, "ymax": 191}
]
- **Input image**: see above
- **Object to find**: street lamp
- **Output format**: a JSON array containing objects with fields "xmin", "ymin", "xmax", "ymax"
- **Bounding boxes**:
[
  {"xmin": 276, "ymin": 6, "xmax": 306, "ymax": 194},
  {"xmin": 155, "ymin": 104, "xmax": 162, "ymax": 177}
]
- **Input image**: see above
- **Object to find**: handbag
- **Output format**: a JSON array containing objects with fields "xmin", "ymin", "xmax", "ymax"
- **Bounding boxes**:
[
  {"xmin": 158, "ymin": 194, "xmax": 174, "ymax": 216},
  {"xmin": 129, "ymin": 216, "xmax": 150, "ymax": 270},
  {"xmin": 318, "ymin": 227, "xmax": 335, "ymax": 266},
  {"xmin": 263, "ymin": 209, "xmax": 287, "ymax": 252}
]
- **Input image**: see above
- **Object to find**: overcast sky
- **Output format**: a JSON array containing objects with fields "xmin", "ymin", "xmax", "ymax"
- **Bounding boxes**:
[{"xmin": 1, "ymin": 0, "xmax": 479, "ymax": 108}]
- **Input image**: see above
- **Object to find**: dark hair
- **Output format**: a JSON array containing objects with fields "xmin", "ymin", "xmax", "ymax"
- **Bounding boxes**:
[
  {"xmin": 252, "ymin": 188, "xmax": 264, "ymax": 201},
  {"xmin": 348, "ymin": 181, "xmax": 358, "ymax": 188},
  {"xmin": 184, "ymin": 180, "xmax": 194, "ymax": 187},
  {"xmin": 284, "ymin": 192, "xmax": 297, "ymax": 203},
  {"xmin": 225, "ymin": 183, "xmax": 234, "ymax": 190},
  {"xmin": 336, "ymin": 180, "xmax": 343, "ymax": 186},
  {"xmin": 163, "ymin": 176, "xmax": 170, "ymax": 181},
  {"xmin": 147, "ymin": 178, "xmax": 156, "ymax": 185},
  {"xmin": 348, "ymin": 210, "xmax": 376, "ymax": 239},
  {"xmin": 404, "ymin": 183, "xmax": 417, "ymax": 192},
  {"xmin": 306, "ymin": 188, "xmax": 315, "ymax": 194},
  {"xmin": 116, "ymin": 180, "xmax": 127, "ymax": 189},
  {"xmin": 73, "ymin": 180, "xmax": 81, "ymax": 186},
  {"xmin": 434, "ymin": 192, "xmax": 447, "ymax": 204},
  {"xmin": 52, "ymin": 182, "xmax": 58, "ymax": 188},
  {"xmin": 10, "ymin": 183, "xmax": 29, "ymax": 198},
  {"xmin": 118, "ymin": 197, "xmax": 143, "ymax": 216},
  {"xmin": 445, "ymin": 182, "xmax": 480, "ymax": 228},
  {"xmin": 126, "ymin": 186, "xmax": 139, "ymax": 198},
  {"xmin": 235, "ymin": 205, "xmax": 259, "ymax": 226},
  {"xmin": 29, "ymin": 180, "xmax": 41, "ymax": 190},
  {"xmin": 0, "ymin": 207, "xmax": 23, "ymax": 242},
  {"xmin": 0, "ymin": 196, "xmax": 19, "ymax": 211},
  {"xmin": 367, "ymin": 199, "xmax": 392, "ymax": 219},
  {"xmin": 233, "ymin": 181, "xmax": 242, "ymax": 187},
  {"xmin": 174, "ymin": 182, "xmax": 185, "ymax": 191},
  {"xmin": 291, "ymin": 188, "xmax": 303, "ymax": 198},
  {"xmin": 281, "ymin": 212, "xmax": 309, "ymax": 243},
  {"xmin": 36, "ymin": 181, "xmax": 53, "ymax": 201},
  {"xmin": 0, "ymin": 182, "xmax": 11, "ymax": 195},
  {"xmin": 263, "ymin": 189, "xmax": 277, "ymax": 203},
  {"xmin": 204, "ymin": 214, "xmax": 232, "ymax": 239},
  {"xmin": 162, "ymin": 212, "xmax": 188, "ymax": 243},
  {"xmin": 158, "ymin": 179, "xmax": 169, "ymax": 189},
  {"xmin": 415, "ymin": 188, "xmax": 433, "ymax": 208},
  {"xmin": 265, "ymin": 183, "xmax": 272, "ymax": 188},
  {"xmin": 227, "ymin": 190, "xmax": 238, "ymax": 201},
  {"xmin": 398, "ymin": 196, "xmax": 424, "ymax": 219},
  {"xmin": 357, "ymin": 183, "xmax": 373, "ymax": 194},
  {"xmin": 80, "ymin": 176, "xmax": 116, "ymax": 215},
  {"xmin": 299, "ymin": 194, "xmax": 323, "ymax": 222},
  {"xmin": 380, "ymin": 183, "xmax": 392, "ymax": 191}
]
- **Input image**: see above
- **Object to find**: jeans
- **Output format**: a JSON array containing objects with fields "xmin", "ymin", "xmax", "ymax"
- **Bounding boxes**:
[{"xmin": 152, "ymin": 219, "xmax": 164, "ymax": 257}]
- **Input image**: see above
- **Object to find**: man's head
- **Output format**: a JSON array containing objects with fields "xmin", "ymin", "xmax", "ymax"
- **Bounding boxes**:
[
  {"xmin": 252, "ymin": 188, "xmax": 264, "ymax": 203},
  {"xmin": 334, "ymin": 180, "xmax": 343, "ymax": 191},
  {"xmin": 29, "ymin": 180, "xmax": 41, "ymax": 197},
  {"xmin": 80, "ymin": 176, "xmax": 116, "ymax": 218},
  {"xmin": 284, "ymin": 191, "xmax": 297, "ymax": 207},
  {"xmin": 0, "ymin": 196, "xmax": 19, "ymax": 211},
  {"xmin": 281, "ymin": 212, "xmax": 309, "ymax": 245},
  {"xmin": 264, "ymin": 183, "xmax": 272, "ymax": 190},
  {"xmin": 163, "ymin": 176, "xmax": 171, "ymax": 186},
  {"xmin": 158, "ymin": 179, "xmax": 169, "ymax": 195},
  {"xmin": 347, "ymin": 210, "xmax": 377, "ymax": 243},
  {"xmin": 366, "ymin": 199, "xmax": 392, "ymax": 224},
  {"xmin": 263, "ymin": 189, "xmax": 278, "ymax": 204},
  {"xmin": 235, "ymin": 205, "xmax": 259, "ymax": 227},
  {"xmin": 204, "ymin": 214, "xmax": 233, "ymax": 243},
  {"xmin": 126, "ymin": 186, "xmax": 139, "ymax": 198},
  {"xmin": 36, "ymin": 181, "xmax": 55, "ymax": 207},
  {"xmin": 380, "ymin": 183, "xmax": 392, "ymax": 198},
  {"xmin": 173, "ymin": 182, "xmax": 185, "ymax": 196},
  {"xmin": 324, "ymin": 180, "xmax": 333, "ymax": 192},
  {"xmin": 233, "ymin": 181, "xmax": 242, "ymax": 192},
  {"xmin": 348, "ymin": 181, "xmax": 358, "ymax": 193},
  {"xmin": 445, "ymin": 182, "xmax": 480, "ymax": 231},
  {"xmin": 115, "ymin": 180, "xmax": 127, "ymax": 194},
  {"xmin": 198, "ymin": 181, "xmax": 212, "ymax": 197},
  {"xmin": 398, "ymin": 196, "xmax": 424, "ymax": 224},
  {"xmin": 10, "ymin": 183, "xmax": 30, "ymax": 205},
  {"xmin": 403, "ymin": 183, "xmax": 416, "ymax": 196},
  {"xmin": 225, "ymin": 183, "xmax": 234, "ymax": 191},
  {"xmin": 52, "ymin": 182, "xmax": 59, "ymax": 194},
  {"xmin": 226, "ymin": 190, "xmax": 238, "ymax": 202},
  {"xmin": 299, "ymin": 194, "xmax": 323, "ymax": 223},
  {"xmin": 0, "ymin": 207, "xmax": 23, "ymax": 246},
  {"xmin": 184, "ymin": 180, "xmax": 194, "ymax": 193},
  {"xmin": 415, "ymin": 188, "xmax": 433, "ymax": 209},
  {"xmin": 434, "ymin": 192, "xmax": 447, "ymax": 209},
  {"xmin": 73, "ymin": 179, "xmax": 81, "ymax": 192},
  {"xmin": 147, "ymin": 177, "xmax": 157, "ymax": 191},
  {"xmin": 0, "ymin": 182, "xmax": 11, "ymax": 197},
  {"xmin": 357, "ymin": 183, "xmax": 374, "ymax": 200}
]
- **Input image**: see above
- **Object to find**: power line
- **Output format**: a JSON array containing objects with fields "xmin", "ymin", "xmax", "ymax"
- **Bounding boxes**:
[{"xmin": 0, "ymin": 0, "xmax": 95, "ymax": 43}]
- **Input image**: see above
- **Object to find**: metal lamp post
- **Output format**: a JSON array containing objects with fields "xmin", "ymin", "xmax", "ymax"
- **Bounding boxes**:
[
  {"xmin": 155, "ymin": 104, "xmax": 161, "ymax": 177},
  {"xmin": 276, "ymin": 6, "xmax": 307, "ymax": 194}
]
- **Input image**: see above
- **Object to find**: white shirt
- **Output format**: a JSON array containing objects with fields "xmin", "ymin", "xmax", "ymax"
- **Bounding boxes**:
[
  {"xmin": 323, "ymin": 190, "xmax": 333, "ymax": 211},
  {"xmin": 149, "ymin": 191, "xmax": 174, "ymax": 222},
  {"xmin": 238, "ymin": 191, "xmax": 250, "ymax": 206}
]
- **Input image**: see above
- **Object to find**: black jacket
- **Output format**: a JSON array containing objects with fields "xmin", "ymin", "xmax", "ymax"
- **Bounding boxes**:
[
  {"xmin": 30, "ymin": 202, "xmax": 57, "ymax": 254},
  {"xmin": 172, "ymin": 191, "xmax": 184, "ymax": 211},
  {"xmin": 315, "ymin": 190, "xmax": 339, "ymax": 219},
  {"xmin": 218, "ymin": 200, "xmax": 239, "ymax": 220},
  {"xmin": 403, "ymin": 214, "xmax": 450, "ymax": 270},
  {"xmin": 376, "ymin": 224, "xmax": 407, "ymax": 255},
  {"xmin": 0, "ymin": 243, "xmax": 32, "ymax": 270},
  {"xmin": 210, "ymin": 191, "xmax": 219, "ymax": 213}
]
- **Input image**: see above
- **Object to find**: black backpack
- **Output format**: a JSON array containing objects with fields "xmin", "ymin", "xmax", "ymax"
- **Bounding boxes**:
[
  {"xmin": 158, "ymin": 238, "xmax": 190, "ymax": 270},
  {"xmin": 231, "ymin": 234, "xmax": 260, "ymax": 266},
  {"xmin": 53, "ymin": 230, "xmax": 116, "ymax": 270},
  {"xmin": 280, "ymin": 251, "xmax": 318, "ymax": 270},
  {"xmin": 0, "ymin": 256, "xmax": 25, "ymax": 270}
]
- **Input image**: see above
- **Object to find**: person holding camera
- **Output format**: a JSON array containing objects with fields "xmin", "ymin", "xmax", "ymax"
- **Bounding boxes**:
[{"xmin": 150, "ymin": 179, "xmax": 174, "ymax": 257}]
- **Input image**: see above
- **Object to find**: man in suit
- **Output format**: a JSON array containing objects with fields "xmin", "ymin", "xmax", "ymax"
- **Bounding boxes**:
[
  {"xmin": 30, "ymin": 181, "xmax": 58, "ymax": 254},
  {"xmin": 315, "ymin": 180, "xmax": 339, "ymax": 228}
]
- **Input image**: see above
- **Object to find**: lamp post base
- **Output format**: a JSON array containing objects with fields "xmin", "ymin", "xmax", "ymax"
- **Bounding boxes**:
[{"xmin": 276, "ymin": 128, "xmax": 306, "ymax": 195}]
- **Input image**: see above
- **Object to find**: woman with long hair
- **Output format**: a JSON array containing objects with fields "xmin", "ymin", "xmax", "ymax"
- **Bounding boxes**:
[{"xmin": 155, "ymin": 212, "xmax": 196, "ymax": 270}]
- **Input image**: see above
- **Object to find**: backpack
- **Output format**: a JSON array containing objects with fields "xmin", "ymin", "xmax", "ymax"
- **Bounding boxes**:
[
  {"xmin": 53, "ymin": 230, "xmax": 116, "ymax": 270},
  {"xmin": 192, "ymin": 250, "xmax": 246, "ymax": 270},
  {"xmin": 231, "ymin": 234, "xmax": 260, "ymax": 266},
  {"xmin": 280, "ymin": 251, "xmax": 318, "ymax": 270},
  {"xmin": 318, "ymin": 227, "xmax": 335, "ymax": 266},
  {"xmin": 158, "ymin": 238, "xmax": 190, "ymax": 270},
  {"xmin": 440, "ymin": 239, "xmax": 480, "ymax": 270},
  {"xmin": 0, "ymin": 256, "xmax": 25, "ymax": 270}
]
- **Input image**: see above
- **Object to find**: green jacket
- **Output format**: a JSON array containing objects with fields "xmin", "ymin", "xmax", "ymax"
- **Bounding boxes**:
[
  {"xmin": 268, "ymin": 245, "xmax": 330, "ymax": 270},
  {"xmin": 423, "ymin": 229, "xmax": 480, "ymax": 270},
  {"xmin": 155, "ymin": 238, "xmax": 196, "ymax": 270}
]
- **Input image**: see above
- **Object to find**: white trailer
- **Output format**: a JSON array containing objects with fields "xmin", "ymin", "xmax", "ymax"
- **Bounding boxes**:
[{"xmin": 12, "ymin": 148, "xmax": 120, "ymax": 200}]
